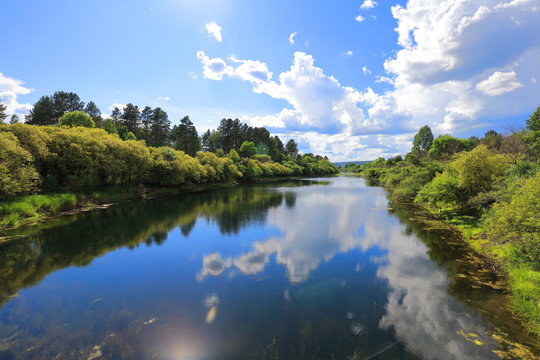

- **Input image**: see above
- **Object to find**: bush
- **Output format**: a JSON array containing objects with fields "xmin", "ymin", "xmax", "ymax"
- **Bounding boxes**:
[{"xmin": 487, "ymin": 173, "xmax": 540, "ymax": 266}]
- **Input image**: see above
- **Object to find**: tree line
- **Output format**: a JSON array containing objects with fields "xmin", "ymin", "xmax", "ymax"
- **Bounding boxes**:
[{"xmin": 0, "ymin": 92, "xmax": 337, "ymax": 200}]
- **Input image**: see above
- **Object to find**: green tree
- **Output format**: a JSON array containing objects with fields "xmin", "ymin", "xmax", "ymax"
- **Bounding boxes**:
[
  {"xmin": 84, "ymin": 101, "xmax": 103, "ymax": 127},
  {"xmin": 172, "ymin": 116, "xmax": 201, "ymax": 156},
  {"xmin": 0, "ymin": 132, "xmax": 40, "ymax": 198},
  {"xmin": 57, "ymin": 111, "xmax": 95, "ymax": 128},
  {"xmin": 121, "ymin": 103, "xmax": 140, "ymax": 134},
  {"xmin": 25, "ymin": 96, "xmax": 56, "ymax": 125},
  {"xmin": 10, "ymin": 114, "xmax": 19, "ymax": 124},
  {"xmin": 451, "ymin": 145, "xmax": 508, "ymax": 197},
  {"xmin": 428, "ymin": 134, "xmax": 462, "ymax": 159},
  {"xmin": 412, "ymin": 125, "xmax": 434, "ymax": 155},
  {"xmin": 285, "ymin": 139, "xmax": 298, "ymax": 158},
  {"xmin": 103, "ymin": 119, "xmax": 118, "ymax": 135},
  {"xmin": 525, "ymin": 104, "xmax": 540, "ymax": 131},
  {"xmin": 239, "ymin": 141, "xmax": 257, "ymax": 158},
  {"xmin": 149, "ymin": 107, "xmax": 170, "ymax": 147},
  {"xmin": 0, "ymin": 102, "xmax": 7, "ymax": 123},
  {"xmin": 52, "ymin": 91, "xmax": 84, "ymax": 119}
]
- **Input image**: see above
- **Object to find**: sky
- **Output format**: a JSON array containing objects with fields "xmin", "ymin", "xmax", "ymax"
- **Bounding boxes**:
[{"xmin": 1, "ymin": 0, "xmax": 540, "ymax": 161}]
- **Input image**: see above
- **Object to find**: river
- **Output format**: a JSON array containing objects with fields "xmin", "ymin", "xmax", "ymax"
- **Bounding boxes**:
[{"xmin": 0, "ymin": 176, "xmax": 537, "ymax": 359}]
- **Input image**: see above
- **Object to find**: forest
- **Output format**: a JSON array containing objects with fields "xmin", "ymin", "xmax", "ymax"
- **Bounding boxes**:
[
  {"xmin": 342, "ymin": 104, "xmax": 540, "ymax": 338},
  {"xmin": 0, "ymin": 91, "xmax": 337, "ymax": 227}
]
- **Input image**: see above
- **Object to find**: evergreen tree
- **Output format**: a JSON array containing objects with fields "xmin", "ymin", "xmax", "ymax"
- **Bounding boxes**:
[
  {"xmin": 52, "ymin": 91, "xmax": 84, "ymax": 119},
  {"xmin": 84, "ymin": 101, "xmax": 103, "ymax": 128},
  {"xmin": 0, "ymin": 102, "xmax": 7, "ymax": 123},
  {"xmin": 149, "ymin": 107, "xmax": 170, "ymax": 147},
  {"xmin": 121, "ymin": 103, "xmax": 140, "ymax": 134},
  {"xmin": 171, "ymin": 116, "xmax": 201, "ymax": 156},
  {"xmin": 25, "ymin": 96, "xmax": 56, "ymax": 125},
  {"xmin": 111, "ymin": 107, "xmax": 121, "ymax": 125},
  {"xmin": 285, "ymin": 139, "xmax": 299, "ymax": 158},
  {"xmin": 10, "ymin": 114, "xmax": 19, "ymax": 124}
]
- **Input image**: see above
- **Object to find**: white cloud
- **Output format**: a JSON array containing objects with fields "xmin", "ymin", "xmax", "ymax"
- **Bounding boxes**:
[
  {"xmin": 360, "ymin": 0, "xmax": 378, "ymax": 10},
  {"xmin": 188, "ymin": 72, "xmax": 198, "ymax": 80},
  {"xmin": 157, "ymin": 96, "xmax": 171, "ymax": 101},
  {"xmin": 362, "ymin": 66, "xmax": 371, "ymax": 75},
  {"xmin": 0, "ymin": 73, "xmax": 33, "ymax": 117},
  {"xmin": 355, "ymin": 15, "xmax": 365, "ymax": 22},
  {"xmin": 197, "ymin": 252, "xmax": 232, "ymax": 281},
  {"xmin": 195, "ymin": 0, "xmax": 540, "ymax": 160},
  {"xmin": 205, "ymin": 22, "xmax": 222, "ymax": 42},
  {"xmin": 232, "ymin": 57, "xmax": 273, "ymax": 84},
  {"xmin": 110, "ymin": 103, "xmax": 126, "ymax": 111},
  {"xmin": 475, "ymin": 71, "xmax": 523, "ymax": 96},
  {"xmin": 196, "ymin": 51, "xmax": 233, "ymax": 80},
  {"xmin": 289, "ymin": 32, "xmax": 297, "ymax": 45},
  {"xmin": 345, "ymin": 50, "xmax": 353, "ymax": 56}
]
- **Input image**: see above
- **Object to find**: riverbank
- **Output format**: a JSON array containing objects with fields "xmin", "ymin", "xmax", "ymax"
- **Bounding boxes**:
[{"xmin": 0, "ymin": 176, "xmax": 330, "ymax": 233}]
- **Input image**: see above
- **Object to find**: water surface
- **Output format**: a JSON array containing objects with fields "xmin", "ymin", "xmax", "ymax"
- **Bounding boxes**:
[{"xmin": 0, "ymin": 176, "xmax": 537, "ymax": 359}]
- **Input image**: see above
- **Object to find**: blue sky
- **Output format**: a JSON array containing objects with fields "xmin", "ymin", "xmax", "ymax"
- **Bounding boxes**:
[{"xmin": 1, "ymin": 0, "xmax": 540, "ymax": 161}]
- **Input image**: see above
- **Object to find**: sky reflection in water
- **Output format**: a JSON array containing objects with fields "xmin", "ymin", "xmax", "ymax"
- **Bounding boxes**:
[{"xmin": 0, "ymin": 177, "xmax": 530, "ymax": 359}]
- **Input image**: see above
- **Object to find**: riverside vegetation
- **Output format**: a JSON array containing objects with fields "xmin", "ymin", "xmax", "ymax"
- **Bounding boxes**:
[
  {"xmin": 0, "ymin": 93, "xmax": 337, "ymax": 228},
  {"xmin": 342, "ymin": 104, "xmax": 540, "ymax": 339}
]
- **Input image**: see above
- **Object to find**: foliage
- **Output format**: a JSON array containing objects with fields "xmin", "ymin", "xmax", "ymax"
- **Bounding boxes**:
[
  {"xmin": 487, "ymin": 173, "xmax": 540, "ymax": 266},
  {"xmin": 450, "ymin": 145, "xmax": 508, "ymax": 197},
  {"xmin": 0, "ymin": 132, "xmax": 40, "ymax": 198},
  {"xmin": 0, "ymin": 102, "xmax": 7, "ymax": 123},
  {"xmin": 57, "ymin": 111, "xmax": 95, "ymax": 128},
  {"xmin": 525, "ymin": 103, "xmax": 540, "ymax": 131},
  {"xmin": 239, "ymin": 141, "xmax": 258, "ymax": 158},
  {"xmin": 412, "ymin": 125, "xmax": 433, "ymax": 155}
]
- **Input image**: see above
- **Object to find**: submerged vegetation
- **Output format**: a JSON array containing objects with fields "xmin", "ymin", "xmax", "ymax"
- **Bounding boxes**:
[
  {"xmin": 0, "ymin": 93, "xmax": 337, "ymax": 227},
  {"xmin": 342, "ymin": 103, "xmax": 540, "ymax": 338}
]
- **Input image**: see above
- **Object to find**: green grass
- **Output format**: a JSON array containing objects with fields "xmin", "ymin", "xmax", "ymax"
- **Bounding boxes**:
[{"xmin": 0, "ymin": 193, "xmax": 80, "ymax": 228}]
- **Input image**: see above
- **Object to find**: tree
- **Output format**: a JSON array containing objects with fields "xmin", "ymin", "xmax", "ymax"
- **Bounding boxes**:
[
  {"xmin": 57, "ymin": 111, "xmax": 95, "ymax": 128},
  {"xmin": 84, "ymin": 101, "xmax": 103, "ymax": 127},
  {"xmin": 10, "ymin": 114, "xmax": 20, "ymax": 124},
  {"xmin": 121, "ymin": 103, "xmax": 140, "ymax": 134},
  {"xmin": 52, "ymin": 91, "xmax": 84, "ymax": 119},
  {"xmin": 428, "ymin": 134, "xmax": 462, "ymax": 159},
  {"xmin": 285, "ymin": 139, "xmax": 299, "ymax": 158},
  {"xmin": 103, "ymin": 118, "xmax": 118, "ymax": 135},
  {"xmin": 0, "ymin": 101, "xmax": 7, "ymax": 123},
  {"xmin": 111, "ymin": 107, "xmax": 121, "ymax": 125},
  {"xmin": 171, "ymin": 116, "xmax": 201, "ymax": 156},
  {"xmin": 25, "ymin": 96, "xmax": 56, "ymax": 125},
  {"xmin": 412, "ymin": 125, "xmax": 434, "ymax": 155},
  {"xmin": 149, "ymin": 107, "xmax": 170, "ymax": 147},
  {"xmin": 239, "ymin": 141, "xmax": 257, "ymax": 158},
  {"xmin": 525, "ymin": 104, "xmax": 540, "ymax": 131}
]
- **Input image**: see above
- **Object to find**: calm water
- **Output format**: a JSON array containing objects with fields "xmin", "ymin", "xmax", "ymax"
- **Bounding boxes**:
[{"xmin": 0, "ymin": 176, "xmax": 538, "ymax": 359}]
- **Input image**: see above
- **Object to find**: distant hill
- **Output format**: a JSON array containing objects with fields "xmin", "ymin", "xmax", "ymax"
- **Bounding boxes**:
[{"xmin": 333, "ymin": 161, "xmax": 371, "ymax": 167}]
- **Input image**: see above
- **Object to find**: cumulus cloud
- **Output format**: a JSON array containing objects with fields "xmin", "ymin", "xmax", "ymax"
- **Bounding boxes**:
[
  {"xmin": 205, "ymin": 22, "xmax": 222, "ymax": 42},
  {"xmin": 360, "ymin": 0, "xmax": 378, "ymax": 10},
  {"xmin": 355, "ymin": 15, "xmax": 365, "ymax": 22},
  {"xmin": 157, "ymin": 96, "xmax": 171, "ymax": 101},
  {"xmin": 475, "ymin": 71, "xmax": 523, "ymax": 96},
  {"xmin": 197, "ymin": 51, "xmax": 233, "ymax": 80},
  {"xmin": 289, "ymin": 32, "xmax": 297, "ymax": 45},
  {"xmin": 0, "ymin": 73, "xmax": 33, "ymax": 117},
  {"xmin": 196, "ymin": 0, "xmax": 540, "ymax": 160}
]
